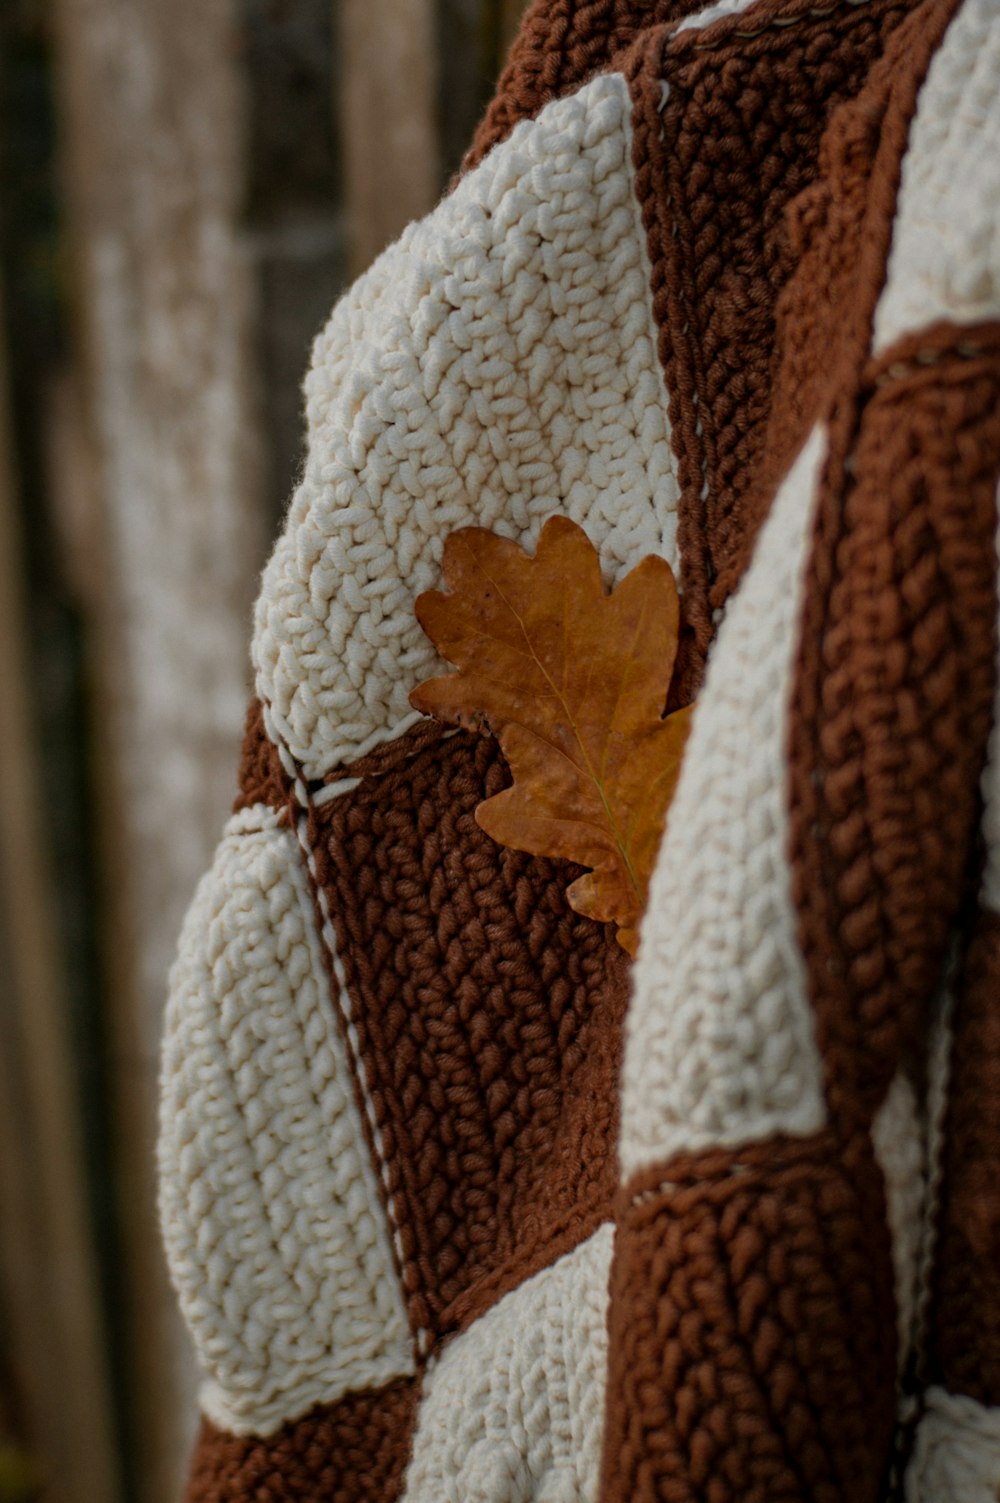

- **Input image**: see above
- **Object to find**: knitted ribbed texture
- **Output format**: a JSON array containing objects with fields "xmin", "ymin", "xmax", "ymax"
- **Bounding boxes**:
[{"xmin": 157, "ymin": 0, "xmax": 1000, "ymax": 1498}]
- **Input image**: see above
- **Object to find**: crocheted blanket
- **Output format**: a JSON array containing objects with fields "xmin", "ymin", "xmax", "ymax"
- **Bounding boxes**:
[{"xmin": 157, "ymin": 0, "xmax": 1000, "ymax": 1497}]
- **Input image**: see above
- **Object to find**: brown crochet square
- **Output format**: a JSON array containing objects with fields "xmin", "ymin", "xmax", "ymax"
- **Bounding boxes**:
[
  {"xmin": 790, "ymin": 330, "xmax": 1000, "ymax": 1128},
  {"xmin": 184, "ymin": 1378, "xmax": 419, "ymax": 1503},
  {"xmin": 601, "ymin": 1132, "xmax": 897, "ymax": 1503},
  {"xmin": 625, "ymin": 0, "xmax": 913, "ymax": 701},
  {"xmin": 310, "ymin": 724, "xmax": 630, "ymax": 1338},
  {"xmin": 233, "ymin": 697, "xmax": 291, "ymax": 816}
]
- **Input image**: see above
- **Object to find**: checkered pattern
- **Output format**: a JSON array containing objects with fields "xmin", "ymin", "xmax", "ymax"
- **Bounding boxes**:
[{"xmin": 158, "ymin": 0, "xmax": 1000, "ymax": 1497}]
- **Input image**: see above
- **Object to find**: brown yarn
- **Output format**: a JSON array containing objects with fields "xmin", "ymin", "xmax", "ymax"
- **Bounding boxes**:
[
  {"xmin": 930, "ymin": 910, "xmax": 1000, "ymax": 1408},
  {"xmin": 725, "ymin": 0, "xmax": 968, "ymax": 601},
  {"xmin": 183, "ymin": 1378, "xmax": 419, "ymax": 1503},
  {"xmin": 176, "ymin": 4, "xmax": 1000, "ymax": 1496},
  {"xmin": 308, "ymin": 723, "xmax": 629, "ymax": 1339},
  {"xmin": 338, "ymin": 718, "xmax": 448, "ymax": 781},
  {"xmin": 233, "ymin": 698, "xmax": 291, "ymax": 815},
  {"xmin": 601, "ymin": 1131, "xmax": 897, "ymax": 1503},
  {"xmin": 623, "ymin": 0, "xmax": 913, "ymax": 704},
  {"xmin": 789, "ymin": 330, "xmax": 1000, "ymax": 1132},
  {"xmin": 463, "ymin": 0, "xmax": 709, "ymax": 173}
]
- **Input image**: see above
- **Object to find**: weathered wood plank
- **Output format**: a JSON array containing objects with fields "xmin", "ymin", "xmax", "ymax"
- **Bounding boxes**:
[
  {"xmin": 0, "ymin": 267, "xmax": 123, "ymax": 1503},
  {"xmin": 241, "ymin": 0, "xmax": 347, "ymax": 527},
  {"xmin": 339, "ymin": 0, "xmax": 440, "ymax": 275},
  {"xmin": 435, "ymin": 0, "xmax": 527, "ymax": 179},
  {"xmin": 50, "ymin": 0, "xmax": 268, "ymax": 1497}
]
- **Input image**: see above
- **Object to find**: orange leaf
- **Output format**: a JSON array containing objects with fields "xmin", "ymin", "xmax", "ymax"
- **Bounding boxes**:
[{"xmin": 410, "ymin": 516, "xmax": 692, "ymax": 954}]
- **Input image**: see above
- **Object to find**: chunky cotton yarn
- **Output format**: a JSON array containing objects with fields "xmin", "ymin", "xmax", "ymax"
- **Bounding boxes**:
[{"xmin": 159, "ymin": 0, "xmax": 1000, "ymax": 1498}]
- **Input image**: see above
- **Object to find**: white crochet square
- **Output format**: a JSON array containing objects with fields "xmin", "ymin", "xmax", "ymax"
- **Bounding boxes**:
[
  {"xmin": 621, "ymin": 427, "xmax": 829, "ymax": 1177},
  {"xmin": 401, "ymin": 1225, "xmax": 614, "ymax": 1503},
  {"xmin": 253, "ymin": 71, "xmax": 679, "ymax": 779},
  {"xmin": 158, "ymin": 808, "xmax": 413, "ymax": 1435}
]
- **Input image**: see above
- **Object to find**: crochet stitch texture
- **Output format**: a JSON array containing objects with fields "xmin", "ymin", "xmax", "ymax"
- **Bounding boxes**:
[{"xmin": 158, "ymin": 0, "xmax": 1000, "ymax": 1497}]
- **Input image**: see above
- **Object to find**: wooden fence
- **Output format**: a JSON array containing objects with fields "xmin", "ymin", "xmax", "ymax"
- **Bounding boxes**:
[{"xmin": 0, "ymin": 3, "xmax": 524, "ymax": 1499}]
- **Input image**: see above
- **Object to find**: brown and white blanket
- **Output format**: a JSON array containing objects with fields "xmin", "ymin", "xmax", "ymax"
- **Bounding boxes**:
[{"xmin": 157, "ymin": 0, "xmax": 1000, "ymax": 1496}]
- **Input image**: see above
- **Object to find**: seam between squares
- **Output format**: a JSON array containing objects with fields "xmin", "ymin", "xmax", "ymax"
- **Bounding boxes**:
[
  {"xmin": 260, "ymin": 697, "xmax": 431, "ymax": 1364},
  {"xmin": 909, "ymin": 940, "xmax": 960, "ymax": 1387},
  {"xmin": 632, "ymin": 41, "xmax": 715, "ymax": 615},
  {"xmin": 871, "ymin": 339, "xmax": 1000, "ymax": 387},
  {"xmin": 622, "ymin": 84, "xmax": 679, "ymax": 563},
  {"xmin": 630, "ymin": 1161, "xmax": 759, "ymax": 1205},
  {"xmin": 684, "ymin": 0, "xmax": 880, "ymax": 52},
  {"xmin": 309, "ymin": 725, "xmax": 462, "ymax": 804},
  {"xmin": 628, "ymin": 1133, "xmax": 840, "ymax": 1206}
]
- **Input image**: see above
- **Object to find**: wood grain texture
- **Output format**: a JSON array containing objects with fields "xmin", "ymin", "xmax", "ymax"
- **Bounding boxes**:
[
  {"xmin": 340, "ymin": 0, "xmax": 440, "ymax": 275},
  {"xmin": 50, "ymin": 0, "xmax": 268, "ymax": 1495},
  {"xmin": 0, "ymin": 264, "xmax": 123, "ymax": 1503}
]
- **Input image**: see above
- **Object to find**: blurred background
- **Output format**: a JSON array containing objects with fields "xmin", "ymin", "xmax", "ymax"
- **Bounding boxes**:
[{"xmin": 0, "ymin": 2, "xmax": 525, "ymax": 1499}]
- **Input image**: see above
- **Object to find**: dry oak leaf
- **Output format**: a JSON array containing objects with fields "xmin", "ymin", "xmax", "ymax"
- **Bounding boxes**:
[{"xmin": 410, "ymin": 515, "xmax": 692, "ymax": 955}]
